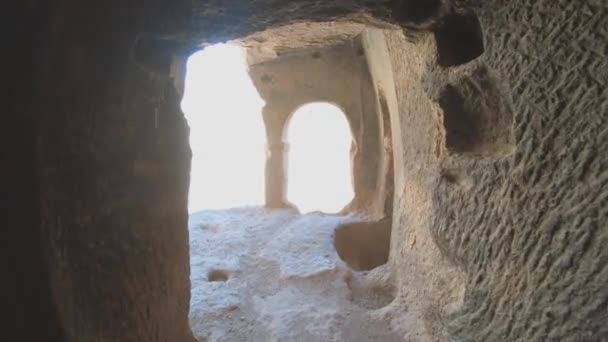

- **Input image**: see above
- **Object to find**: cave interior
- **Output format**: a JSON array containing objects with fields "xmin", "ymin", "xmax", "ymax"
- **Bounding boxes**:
[{"xmin": 5, "ymin": 0, "xmax": 608, "ymax": 341}]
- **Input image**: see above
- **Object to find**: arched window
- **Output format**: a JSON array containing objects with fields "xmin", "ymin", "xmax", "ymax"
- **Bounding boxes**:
[{"xmin": 285, "ymin": 102, "xmax": 354, "ymax": 213}]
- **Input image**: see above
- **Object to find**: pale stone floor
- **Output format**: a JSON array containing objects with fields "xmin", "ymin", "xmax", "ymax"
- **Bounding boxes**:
[{"xmin": 188, "ymin": 207, "xmax": 405, "ymax": 342}]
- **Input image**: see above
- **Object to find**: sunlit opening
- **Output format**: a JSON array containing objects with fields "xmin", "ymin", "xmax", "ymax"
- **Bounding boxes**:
[
  {"xmin": 181, "ymin": 44, "xmax": 266, "ymax": 213},
  {"xmin": 286, "ymin": 103, "xmax": 354, "ymax": 214}
]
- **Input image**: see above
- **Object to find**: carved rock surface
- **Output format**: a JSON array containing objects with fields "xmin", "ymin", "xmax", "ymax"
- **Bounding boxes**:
[{"xmin": 5, "ymin": 0, "xmax": 608, "ymax": 341}]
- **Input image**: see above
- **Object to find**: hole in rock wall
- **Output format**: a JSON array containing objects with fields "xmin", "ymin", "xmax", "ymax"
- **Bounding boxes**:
[
  {"xmin": 393, "ymin": 0, "xmax": 442, "ymax": 24},
  {"xmin": 438, "ymin": 67, "xmax": 515, "ymax": 157},
  {"xmin": 334, "ymin": 218, "xmax": 391, "ymax": 271},
  {"xmin": 181, "ymin": 44, "xmax": 266, "ymax": 213},
  {"xmin": 285, "ymin": 102, "xmax": 354, "ymax": 214},
  {"xmin": 434, "ymin": 11, "xmax": 484, "ymax": 67}
]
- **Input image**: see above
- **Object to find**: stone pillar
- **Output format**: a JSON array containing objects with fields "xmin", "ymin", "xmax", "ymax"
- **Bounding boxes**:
[
  {"xmin": 261, "ymin": 104, "xmax": 293, "ymax": 209},
  {"xmin": 265, "ymin": 140, "xmax": 289, "ymax": 208}
]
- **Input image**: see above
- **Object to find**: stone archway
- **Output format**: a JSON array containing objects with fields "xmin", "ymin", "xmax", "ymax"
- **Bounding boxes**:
[{"xmin": 284, "ymin": 102, "xmax": 354, "ymax": 213}]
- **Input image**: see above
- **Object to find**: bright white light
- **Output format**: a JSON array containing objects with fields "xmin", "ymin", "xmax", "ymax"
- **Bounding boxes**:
[
  {"xmin": 181, "ymin": 44, "xmax": 266, "ymax": 213},
  {"xmin": 286, "ymin": 103, "xmax": 354, "ymax": 214}
]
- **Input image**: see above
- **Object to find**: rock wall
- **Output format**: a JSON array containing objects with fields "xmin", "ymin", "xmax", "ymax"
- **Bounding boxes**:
[
  {"xmin": 431, "ymin": 1, "xmax": 608, "ymax": 340},
  {"xmin": 384, "ymin": 31, "xmax": 469, "ymax": 340},
  {"xmin": 3, "ymin": 2, "xmax": 65, "ymax": 342},
  {"xmin": 38, "ymin": 7, "xmax": 195, "ymax": 342},
  {"xmin": 359, "ymin": 1, "xmax": 608, "ymax": 339},
  {"xmin": 8, "ymin": 1, "xmax": 196, "ymax": 341}
]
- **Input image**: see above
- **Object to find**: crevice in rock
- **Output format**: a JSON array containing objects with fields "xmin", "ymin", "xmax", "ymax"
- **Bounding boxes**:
[{"xmin": 378, "ymin": 89, "xmax": 395, "ymax": 217}]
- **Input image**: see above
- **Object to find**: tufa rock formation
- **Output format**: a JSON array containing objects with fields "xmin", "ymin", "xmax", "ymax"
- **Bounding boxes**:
[{"xmin": 4, "ymin": 0, "xmax": 607, "ymax": 341}]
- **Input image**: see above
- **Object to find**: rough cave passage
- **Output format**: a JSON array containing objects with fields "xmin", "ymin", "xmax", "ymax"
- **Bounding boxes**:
[
  {"xmin": 14, "ymin": 2, "xmax": 607, "ymax": 341},
  {"xmin": 285, "ymin": 103, "xmax": 354, "ymax": 214},
  {"xmin": 181, "ymin": 44, "xmax": 267, "ymax": 213}
]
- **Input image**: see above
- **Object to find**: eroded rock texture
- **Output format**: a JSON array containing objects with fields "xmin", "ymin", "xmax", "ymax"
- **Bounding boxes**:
[
  {"xmin": 5, "ymin": 0, "xmax": 608, "ymax": 341},
  {"xmin": 432, "ymin": 1, "xmax": 608, "ymax": 340}
]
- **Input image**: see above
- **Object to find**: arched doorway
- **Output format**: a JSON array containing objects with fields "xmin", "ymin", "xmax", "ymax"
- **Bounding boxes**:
[
  {"xmin": 285, "ymin": 102, "xmax": 354, "ymax": 213},
  {"xmin": 181, "ymin": 44, "xmax": 266, "ymax": 213}
]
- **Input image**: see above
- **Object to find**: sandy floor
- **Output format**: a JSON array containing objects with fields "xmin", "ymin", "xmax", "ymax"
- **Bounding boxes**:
[{"xmin": 188, "ymin": 207, "xmax": 407, "ymax": 342}]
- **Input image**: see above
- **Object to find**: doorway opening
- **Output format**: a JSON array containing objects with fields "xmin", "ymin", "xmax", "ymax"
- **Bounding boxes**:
[
  {"xmin": 181, "ymin": 44, "xmax": 266, "ymax": 213},
  {"xmin": 182, "ymin": 36, "xmax": 394, "ymax": 342},
  {"xmin": 285, "ymin": 102, "xmax": 354, "ymax": 214}
]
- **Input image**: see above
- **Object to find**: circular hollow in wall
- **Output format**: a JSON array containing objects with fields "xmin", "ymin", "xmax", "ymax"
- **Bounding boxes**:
[
  {"xmin": 334, "ymin": 218, "xmax": 391, "ymax": 271},
  {"xmin": 434, "ymin": 11, "xmax": 484, "ymax": 67}
]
